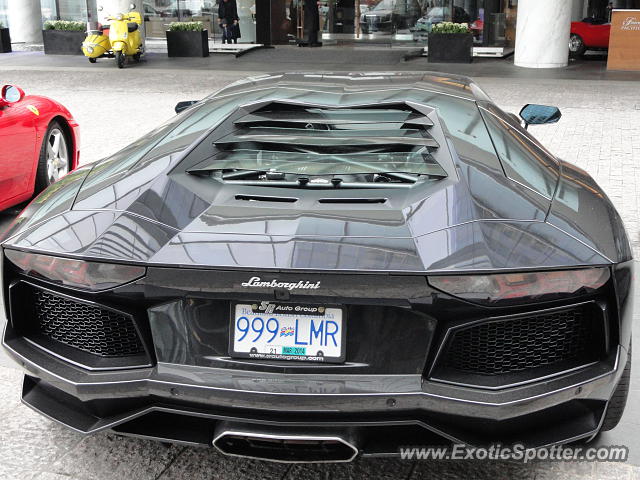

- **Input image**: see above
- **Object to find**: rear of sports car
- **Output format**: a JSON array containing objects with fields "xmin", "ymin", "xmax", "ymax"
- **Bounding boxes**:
[{"xmin": 0, "ymin": 73, "xmax": 633, "ymax": 463}]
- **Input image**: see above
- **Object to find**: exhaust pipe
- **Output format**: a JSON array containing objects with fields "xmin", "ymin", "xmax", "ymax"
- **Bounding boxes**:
[{"xmin": 213, "ymin": 429, "xmax": 359, "ymax": 463}]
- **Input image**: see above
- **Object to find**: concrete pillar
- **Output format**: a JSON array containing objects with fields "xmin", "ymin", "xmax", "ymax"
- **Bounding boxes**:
[
  {"xmin": 7, "ymin": 0, "xmax": 43, "ymax": 44},
  {"xmin": 571, "ymin": 0, "xmax": 585, "ymax": 21},
  {"xmin": 514, "ymin": 0, "xmax": 572, "ymax": 68}
]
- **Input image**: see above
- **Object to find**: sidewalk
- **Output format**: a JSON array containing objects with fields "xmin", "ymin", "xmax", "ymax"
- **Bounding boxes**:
[{"xmin": 1, "ymin": 46, "xmax": 640, "ymax": 82}]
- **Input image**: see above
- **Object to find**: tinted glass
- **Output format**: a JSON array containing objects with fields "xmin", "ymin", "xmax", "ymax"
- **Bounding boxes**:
[
  {"xmin": 137, "ymin": 78, "xmax": 501, "ymax": 176},
  {"xmin": 191, "ymin": 105, "xmax": 447, "ymax": 176},
  {"xmin": 481, "ymin": 107, "xmax": 559, "ymax": 198},
  {"xmin": 519, "ymin": 104, "xmax": 561, "ymax": 125},
  {"xmin": 191, "ymin": 149, "xmax": 446, "ymax": 176}
]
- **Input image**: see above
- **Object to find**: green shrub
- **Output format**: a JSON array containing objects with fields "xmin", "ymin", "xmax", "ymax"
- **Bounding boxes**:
[
  {"xmin": 168, "ymin": 21, "xmax": 204, "ymax": 32},
  {"xmin": 44, "ymin": 20, "xmax": 86, "ymax": 31},
  {"xmin": 431, "ymin": 22, "xmax": 470, "ymax": 34}
]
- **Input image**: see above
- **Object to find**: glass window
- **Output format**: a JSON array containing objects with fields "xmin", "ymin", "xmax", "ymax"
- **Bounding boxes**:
[
  {"xmin": 415, "ymin": 1, "xmax": 518, "ymax": 48},
  {"xmin": 179, "ymin": 1, "xmax": 214, "ymax": 36},
  {"xmin": 40, "ymin": 0, "xmax": 57, "ymax": 22},
  {"xmin": 413, "ymin": 0, "xmax": 458, "ymax": 44},
  {"xmin": 0, "ymin": 0, "xmax": 7, "ymax": 28},
  {"xmin": 57, "ymin": 0, "xmax": 87, "ymax": 21},
  {"xmin": 144, "ymin": 1, "xmax": 179, "ymax": 37},
  {"xmin": 481, "ymin": 107, "xmax": 559, "ymax": 198},
  {"xmin": 213, "ymin": 0, "xmax": 256, "ymax": 43},
  {"xmin": 38, "ymin": 0, "xmax": 88, "ymax": 22},
  {"xmin": 143, "ymin": 1, "xmax": 255, "ymax": 42},
  {"xmin": 359, "ymin": 0, "xmax": 422, "ymax": 38}
]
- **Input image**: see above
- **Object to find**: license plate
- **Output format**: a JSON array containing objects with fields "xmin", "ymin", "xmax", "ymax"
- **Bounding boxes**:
[{"xmin": 230, "ymin": 302, "xmax": 345, "ymax": 363}]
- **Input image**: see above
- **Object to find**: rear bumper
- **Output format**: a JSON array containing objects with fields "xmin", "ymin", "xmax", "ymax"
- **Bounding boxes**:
[
  {"xmin": 3, "ymin": 330, "xmax": 629, "ymax": 457},
  {"xmin": 2, "ymin": 260, "xmax": 633, "ymax": 461}
]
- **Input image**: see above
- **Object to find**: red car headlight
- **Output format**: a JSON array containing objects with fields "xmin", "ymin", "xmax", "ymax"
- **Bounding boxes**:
[
  {"xmin": 4, "ymin": 249, "xmax": 145, "ymax": 291},
  {"xmin": 428, "ymin": 268, "xmax": 610, "ymax": 305}
]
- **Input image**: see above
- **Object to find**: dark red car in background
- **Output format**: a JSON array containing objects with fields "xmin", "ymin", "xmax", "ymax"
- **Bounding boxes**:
[
  {"xmin": 0, "ymin": 84, "xmax": 79, "ymax": 211},
  {"xmin": 570, "ymin": 18, "xmax": 611, "ymax": 57}
]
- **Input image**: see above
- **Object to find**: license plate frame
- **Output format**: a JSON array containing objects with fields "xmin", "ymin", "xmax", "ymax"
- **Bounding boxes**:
[{"xmin": 228, "ymin": 301, "xmax": 346, "ymax": 363}]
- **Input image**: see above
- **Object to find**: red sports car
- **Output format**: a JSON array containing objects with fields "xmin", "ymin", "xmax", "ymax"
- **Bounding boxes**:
[
  {"xmin": 570, "ymin": 18, "xmax": 610, "ymax": 57},
  {"xmin": 0, "ymin": 84, "xmax": 79, "ymax": 211}
]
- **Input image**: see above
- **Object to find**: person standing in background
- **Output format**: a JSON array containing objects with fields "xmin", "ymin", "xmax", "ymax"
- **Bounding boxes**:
[{"xmin": 218, "ymin": 0, "xmax": 241, "ymax": 44}]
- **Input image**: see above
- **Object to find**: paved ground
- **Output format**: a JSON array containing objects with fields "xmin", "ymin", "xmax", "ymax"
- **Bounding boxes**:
[
  {"xmin": 0, "ymin": 49, "xmax": 639, "ymax": 479},
  {"xmin": 0, "ymin": 47, "xmax": 638, "ymax": 81}
]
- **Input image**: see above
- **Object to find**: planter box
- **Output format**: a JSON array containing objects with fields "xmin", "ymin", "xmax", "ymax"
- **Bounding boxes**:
[
  {"xmin": 428, "ymin": 33, "xmax": 473, "ymax": 63},
  {"xmin": 166, "ymin": 30, "xmax": 209, "ymax": 57},
  {"xmin": 0, "ymin": 28, "xmax": 11, "ymax": 53},
  {"xmin": 42, "ymin": 29, "xmax": 85, "ymax": 55}
]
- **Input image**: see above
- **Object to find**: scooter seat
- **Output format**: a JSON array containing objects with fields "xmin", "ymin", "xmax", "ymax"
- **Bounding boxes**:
[{"xmin": 127, "ymin": 22, "xmax": 139, "ymax": 32}]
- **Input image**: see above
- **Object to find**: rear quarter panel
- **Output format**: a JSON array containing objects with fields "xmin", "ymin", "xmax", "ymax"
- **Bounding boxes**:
[
  {"xmin": 571, "ymin": 21, "xmax": 611, "ymax": 48},
  {"xmin": 547, "ymin": 160, "xmax": 632, "ymax": 264},
  {"xmin": 28, "ymin": 96, "xmax": 80, "ymax": 170},
  {"xmin": 0, "ymin": 95, "xmax": 79, "ymax": 211}
]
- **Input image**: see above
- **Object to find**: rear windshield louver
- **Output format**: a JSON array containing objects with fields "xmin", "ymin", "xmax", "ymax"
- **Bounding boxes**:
[
  {"xmin": 186, "ymin": 100, "xmax": 453, "ymax": 188},
  {"xmin": 318, "ymin": 198, "xmax": 387, "ymax": 204},
  {"xmin": 235, "ymin": 194, "xmax": 298, "ymax": 203},
  {"xmin": 221, "ymin": 103, "xmax": 441, "ymax": 152}
]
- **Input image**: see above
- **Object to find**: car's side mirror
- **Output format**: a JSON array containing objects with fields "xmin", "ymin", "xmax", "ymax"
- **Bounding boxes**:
[
  {"xmin": 519, "ymin": 104, "xmax": 561, "ymax": 129},
  {"xmin": 0, "ymin": 85, "xmax": 25, "ymax": 107},
  {"xmin": 175, "ymin": 100, "xmax": 198, "ymax": 114}
]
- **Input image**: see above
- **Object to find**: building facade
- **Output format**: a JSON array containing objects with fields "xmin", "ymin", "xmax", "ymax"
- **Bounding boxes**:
[{"xmin": 1, "ymin": 0, "xmax": 639, "ymax": 67}]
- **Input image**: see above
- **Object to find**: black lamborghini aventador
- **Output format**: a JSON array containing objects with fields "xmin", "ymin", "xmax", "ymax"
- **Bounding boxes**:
[{"xmin": 0, "ymin": 72, "xmax": 632, "ymax": 463}]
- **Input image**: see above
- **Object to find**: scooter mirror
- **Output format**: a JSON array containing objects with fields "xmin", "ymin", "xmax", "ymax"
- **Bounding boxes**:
[
  {"xmin": 130, "ymin": 3, "xmax": 136, "ymax": 9},
  {"xmin": 98, "ymin": 5, "xmax": 103, "ymax": 11}
]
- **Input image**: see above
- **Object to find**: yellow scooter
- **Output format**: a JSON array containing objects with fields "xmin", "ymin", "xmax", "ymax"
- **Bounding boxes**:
[
  {"xmin": 84, "ymin": 3, "xmax": 144, "ymax": 68},
  {"xmin": 82, "ymin": 26, "xmax": 111, "ymax": 63},
  {"xmin": 108, "ymin": 6, "xmax": 143, "ymax": 68}
]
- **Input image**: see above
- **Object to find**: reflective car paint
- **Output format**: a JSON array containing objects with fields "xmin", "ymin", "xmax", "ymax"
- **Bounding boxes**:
[
  {"xmin": 2, "ymin": 73, "xmax": 629, "ymax": 271},
  {"xmin": 0, "ymin": 72, "xmax": 633, "ymax": 460},
  {"xmin": 0, "ymin": 90, "xmax": 79, "ymax": 211},
  {"xmin": 571, "ymin": 21, "xmax": 611, "ymax": 49}
]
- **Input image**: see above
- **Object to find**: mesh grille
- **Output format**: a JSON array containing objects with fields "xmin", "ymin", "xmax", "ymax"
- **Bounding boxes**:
[
  {"xmin": 440, "ymin": 306, "xmax": 597, "ymax": 376},
  {"xmin": 30, "ymin": 288, "xmax": 144, "ymax": 357}
]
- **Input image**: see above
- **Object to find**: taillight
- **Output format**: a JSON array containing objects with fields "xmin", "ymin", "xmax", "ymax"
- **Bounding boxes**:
[
  {"xmin": 3, "ymin": 249, "xmax": 145, "ymax": 291},
  {"xmin": 428, "ymin": 268, "xmax": 610, "ymax": 305}
]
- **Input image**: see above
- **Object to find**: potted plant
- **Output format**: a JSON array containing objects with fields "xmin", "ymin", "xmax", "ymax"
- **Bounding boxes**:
[
  {"xmin": 166, "ymin": 21, "xmax": 209, "ymax": 58},
  {"xmin": 0, "ymin": 22, "xmax": 10, "ymax": 53},
  {"xmin": 428, "ymin": 22, "xmax": 473, "ymax": 63},
  {"xmin": 42, "ymin": 20, "xmax": 86, "ymax": 55}
]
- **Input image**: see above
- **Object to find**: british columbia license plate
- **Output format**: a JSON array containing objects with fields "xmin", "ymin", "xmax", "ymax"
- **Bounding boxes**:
[{"xmin": 230, "ymin": 302, "xmax": 345, "ymax": 363}]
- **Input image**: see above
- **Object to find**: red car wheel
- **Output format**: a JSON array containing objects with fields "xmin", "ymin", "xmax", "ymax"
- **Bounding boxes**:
[
  {"xmin": 569, "ymin": 33, "xmax": 586, "ymax": 57},
  {"xmin": 35, "ymin": 120, "xmax": 71, "ymax": 192}
]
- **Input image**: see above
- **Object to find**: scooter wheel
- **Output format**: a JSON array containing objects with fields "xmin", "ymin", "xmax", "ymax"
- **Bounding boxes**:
[
  {"xmin": 89, "ymin": 57, "xmax": 97, "ymax": 63},
  {"xmin": 133, "ymin": 53, "xmax": 141, "ymax": 62},
  {"xmin": 115, "ymin": 51, "xmax": 125, "ymax": 69}
]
